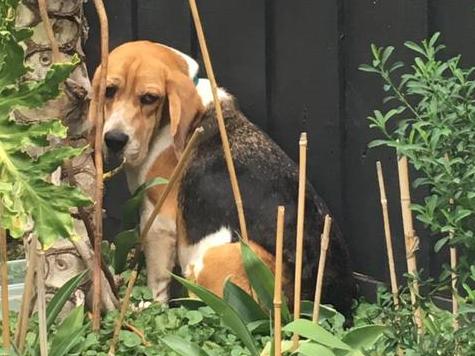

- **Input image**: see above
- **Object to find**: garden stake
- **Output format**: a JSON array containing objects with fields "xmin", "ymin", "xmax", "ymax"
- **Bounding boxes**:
[
  {"xmin": 188, "ymin": 0, "xmax": 249, "ymax": 242},
  {"xmin": 108, "ymin": 127, "xmax": 203, "ymax": 355},
  {"xmin": 444, "ymin": 153, "xmax": 459, "ymax": 330},
  {"xmin": 36, "ymin": 248, "xmax": 48, "ymax": 356},
  {"xmin": 91, "ymin": 0, "xmax": 109, "ymax": 332},
  {"xmin": 15, "ymin": 235, "xmax": 38, "ymax": 352},
  {"xmin": 38, "ymin": 0, "xmax": 60, "ymax": 62},
  {"xmin": 292, "ymin": 132, "xmax": 307, "ymax": 349},
  {"xmin": 397, "ymin": 155, "xmax": 423, "ymax": 334},
  {"xmin": 312, "ymin": 215, "xmax": 332, "ymax": 323},
  {"xmin": 376, "ymin": 161, "xmax": 399, "ymax": 306},
  {"xmin": 0, "ymin": 208, "xmax": 10, "ymax": 351},
  {"xmin": 108, "ymin": 270, "xmax": 136, "ymax": 356},
  {"xmin": 274, "ymin": 206, "xmax": 285, "ymax": 356}
]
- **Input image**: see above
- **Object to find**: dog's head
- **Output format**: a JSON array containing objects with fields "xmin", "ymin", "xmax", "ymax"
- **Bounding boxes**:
[{"xmin": 89, "ymin": 41, "xmax": 204, "ymax": 166}]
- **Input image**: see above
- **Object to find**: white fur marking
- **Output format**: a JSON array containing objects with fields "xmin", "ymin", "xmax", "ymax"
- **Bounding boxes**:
[
  {"xmin": 125, "ymin": 124, "xmax": 173, "ymax": 192},
  {"xmin": 179, "ymin": 226, "xmax": 232, "ymax": 279},
  {"xmin": 196, "ymin": 79, "xmax": 231, "ymax": 108}
]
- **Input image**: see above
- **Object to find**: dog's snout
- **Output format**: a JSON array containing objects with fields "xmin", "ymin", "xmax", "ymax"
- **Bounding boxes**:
[{"xmin": 104, "ymin": 130, "xmax": 129, "ymax": 153}]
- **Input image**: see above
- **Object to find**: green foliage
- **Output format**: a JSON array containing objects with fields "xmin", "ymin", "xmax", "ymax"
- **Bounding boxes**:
[
  {"xmin": 0, "ymin": 0, "xmax": 90, "ymax": 248},
  {"xmin": 173, "ymin": 274, "xmax": 259, "ymax": 356},
  {"xmin": 113, "ymin": 177, "xmax": 168, "ymax": 273},
  {"xmin": 360, "ymin": 33, "xmax": 475, "ymax": 261}
]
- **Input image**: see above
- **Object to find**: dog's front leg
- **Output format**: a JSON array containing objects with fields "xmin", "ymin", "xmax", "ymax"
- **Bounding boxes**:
[{"xmin": 141, "ymin": 200, "xmax": 177, "ymax": 302}]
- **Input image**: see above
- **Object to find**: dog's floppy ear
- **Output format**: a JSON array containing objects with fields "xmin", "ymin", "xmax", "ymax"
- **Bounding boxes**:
[{"xmin": 166, "ymin": 70, "xmax": 204, "ymax": 155}]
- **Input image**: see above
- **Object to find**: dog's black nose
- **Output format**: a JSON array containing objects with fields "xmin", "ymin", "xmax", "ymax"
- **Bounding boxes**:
[{"xmin": 104, "ymin": 130, "xmax": 129, "ymax": 153}]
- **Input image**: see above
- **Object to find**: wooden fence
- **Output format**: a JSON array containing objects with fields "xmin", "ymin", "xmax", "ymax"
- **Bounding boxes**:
[{"xmin": 84, "ymin": 0, "xmax": 475, "ymax": 296}]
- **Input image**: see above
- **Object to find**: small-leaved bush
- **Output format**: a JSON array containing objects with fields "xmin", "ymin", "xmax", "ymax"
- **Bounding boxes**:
[{"xmin": 360, "ymin": 33, "xmax": 475, "ymax": 269}]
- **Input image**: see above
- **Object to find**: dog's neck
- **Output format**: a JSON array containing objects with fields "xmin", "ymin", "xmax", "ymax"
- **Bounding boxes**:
[{"xmin": 124, "ymin": 79, "xmax": 230, "ymax": 193}]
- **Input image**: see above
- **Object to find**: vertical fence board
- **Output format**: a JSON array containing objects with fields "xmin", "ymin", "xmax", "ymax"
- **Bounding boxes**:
[
  {"xmin": 194, "ymin": 0, "xmax": 267, "ymax": 130},
  {"xmin": 136, "ymin": 0, "xmax": 192, "ymax": 54},
  {"xmin": 342, "ymin": 0, "xmax": 429, "ymax": 283},
  {"xmin": 269, "ymin": 0, "xmax": 344, "ymax": 220}
]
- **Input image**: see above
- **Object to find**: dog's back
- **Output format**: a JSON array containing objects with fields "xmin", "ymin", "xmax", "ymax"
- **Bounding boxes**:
[{"xmin": 178, "ymin": 97, "xmax": 356, "ymax": 319}]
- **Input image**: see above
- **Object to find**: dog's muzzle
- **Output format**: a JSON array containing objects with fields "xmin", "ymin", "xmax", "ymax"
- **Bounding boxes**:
[{"xmin": 104, "ymin": 129, "xmax": 129, "ymax": 153}]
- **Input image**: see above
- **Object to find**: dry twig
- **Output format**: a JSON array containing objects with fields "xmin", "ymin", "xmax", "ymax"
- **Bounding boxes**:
[
  {"xmin": 91, "ymin": 0, "xmax": 109, "ymax": 331},
  {"xmin": 312, "ymin": 215, "xmax": 332, "ymax": 323}
]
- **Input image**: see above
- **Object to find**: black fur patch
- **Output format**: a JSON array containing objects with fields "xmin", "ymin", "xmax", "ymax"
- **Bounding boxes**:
[{"xmin": 178, "ymin": 97, "xmax": 356, "ymax": 319}]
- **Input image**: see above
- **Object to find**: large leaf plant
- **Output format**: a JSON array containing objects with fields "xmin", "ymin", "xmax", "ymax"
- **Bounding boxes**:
[{"xmin": 0, "ymin": 0, "xmax": 91, "ymax": 248}]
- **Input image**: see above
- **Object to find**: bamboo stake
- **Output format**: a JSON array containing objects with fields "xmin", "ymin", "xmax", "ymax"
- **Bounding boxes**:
[
  {"xmin": 91, "ymin": 0, "xmax": 109, "ymax": 332},
  {"xmin": 376, "ymin": 161, "xmax": 399, "ymax": 306},
  {"xmin": 108, "ymin": 128, "xmax": 203, "ymax": 355},
  {"xmin": 292, "ymin": 132, "xmax": 307, "ymax": 349},
  {"xmin": 37, "ymin": 0, "xmax": 60, "ymax": 62},
  {"xmin": 15, "ymin": 235, "xmax": 38, "ymax": 352},
  {"xmin": 274, "ymin": 206, "xmax": 285, "ymax": 356},
  {"xmin": 188, "ymin": 0, "xmax": 249, "ymax": 242},
  {"xmin": 0, "ymin": 209, "xmax": 10, "ymax": 351},
  {"xmin": 36, "ymin": 248, "xmax": 48, "ymax": 356},
  {"xmin": 312, "ymin": 215, "xmax": 332, "ymax": 323},
  {"xmin": 397, "ymin": 156, "xmax": 423, "ymax": 334},
  {"xmin": 450, "ymin": 236, "xmax": 458, "ymax": 330},
  {"xmin": 108, "ymin": 269, "xmax": 137, "ymax": 356}
]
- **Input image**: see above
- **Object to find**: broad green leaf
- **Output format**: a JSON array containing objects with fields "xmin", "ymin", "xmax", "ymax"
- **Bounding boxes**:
[
  {"xmin": 341, "ymin": 325, "xmax": 387, "ymax": 350},
  {"xmin": 45, "ymin": 270, "xmax": 87, "ymax": 330},
  {"xmin": 223, "ymin": 279, "xmax": 267, "ymax": 323},
  {"xmin": 283, "ymin": 319, "xmax": 351, "ymax": 351},
  {"xmin": 122, "ymin": 177, "xmax": 168, "ymax": 229},
  {"xmin": 32, "ymin": 271, "xmax": 87, "ymax": 354},
  {"xmin": 161, "ymin": 335, "xmax": 210, "ymax": 356},
  {"xmin": 120, "ymin": 330, "xmax": 141, "ymax": 348},
  {"xmin": 49, "ymin": 306, "xmax": 87, "ymax": 356},
  {"xmin": 240, "ymin": 240, "xmax": 291, "ymax": 323},
  {"xmin": 172, "ymin": 274, "xmax": 259, "ymax": 356},
  {"xmin": 300, "ymin": 301, "xmax": 337, "ymax": 322},
  {"xmin": 259, "ymin": 340, "xmax": 294, "ymax": 356},
  {"xmin": 114, "ymin": 228, "xmax": 139, "ymax": 273},
  {"xmin": 298, "ymin": 342, "xmax": 336, "ymax": 356}
]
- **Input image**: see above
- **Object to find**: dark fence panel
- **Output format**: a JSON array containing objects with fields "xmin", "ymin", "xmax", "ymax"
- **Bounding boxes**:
[{"xmin": 84, "ymin": 0, "xmax": 475, "ymax": 295}]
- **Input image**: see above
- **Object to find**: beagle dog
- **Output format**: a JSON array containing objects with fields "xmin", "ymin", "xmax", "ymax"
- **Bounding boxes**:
[{"xmin": 90, "ymin": 41, "xmax": 356, "ymax": 319}]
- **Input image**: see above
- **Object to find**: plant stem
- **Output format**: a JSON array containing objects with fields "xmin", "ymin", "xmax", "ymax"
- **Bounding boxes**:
[
  {"xmin": 91, "ymin": 0, "xmax": 109, "ymax": 332},
  {"xmin": 36, "ymin": 248, "xmax": 48, "ymax": 356},
  {"xmin": 0, "ymin": 205, "xmax": 10, "ymax": 351}
]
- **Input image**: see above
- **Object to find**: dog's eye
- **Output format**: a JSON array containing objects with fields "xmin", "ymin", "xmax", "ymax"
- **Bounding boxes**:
[
  {"xmin": 105, "ymin": 85, "xmax": 117, "ymax": 99},
  {"xmin": 140, "ymin": 93, "xmax": 159, "ymax": 105}
]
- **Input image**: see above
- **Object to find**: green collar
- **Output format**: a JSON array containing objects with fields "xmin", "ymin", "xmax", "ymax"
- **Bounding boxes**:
[{"xmin": 193, "ymin": 74, "xmax": 199, "ymax": 86}]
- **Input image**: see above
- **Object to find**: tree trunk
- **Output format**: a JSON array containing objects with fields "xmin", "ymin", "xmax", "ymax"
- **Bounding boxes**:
[{"xmin": 15, "ymin": 0, "xmax": 117, "ymax": 316}]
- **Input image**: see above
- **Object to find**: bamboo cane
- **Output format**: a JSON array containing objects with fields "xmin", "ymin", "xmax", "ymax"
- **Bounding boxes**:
[
  {"xmin": 292, "ymin": 132, "xmax": 307, "ymax": 349},
  {"xmin": 15, "ymin": 235, "xmax": 38, "ymax": 352},
  {"xmin": 91, "ymin": 0, "xmax": 109, "ymax": 332},
  {"xmin": 36, "ymin": 248, "xmax": 48, "ymax": 356},
  {"xmin": 108, "ymin": 128, "xmax": 203, "ymax": 355},
  {"xmin": 376, "ymin": 161, "xmax": 399, "ymax": 306},
  {"xmin": 312, "ymin": 215, "xmax": 332, "ymax": 323},
  {"xmin": 0, "ymin": 208, "xmax": 10, "ymax": 351},
  {"xmin": 274, "ymin": 206, "xmax": 285, "ymax": 356},
  {"xmin": 108, "ymin": 269, "xmax": 137, "ymax": 356},
  {"xmin": 397, "ymin": 156, "xmax": 423, "ymax": 334},
  {"xmin": 188, "ymin": 0, "xmax": 249, "ymax": 242}
]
